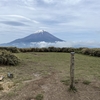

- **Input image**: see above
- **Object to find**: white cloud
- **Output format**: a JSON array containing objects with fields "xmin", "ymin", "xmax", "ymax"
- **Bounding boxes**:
[
  {"xmin": 0, "ymin": 15, "xmax": 39, "ymax": 24},
  {"xmin": 29, "ymin": 41, "xmax": 100, "ymax": 48},
  {"xmin": 30, "ymin": 41, "xmax": 72, "ymax": 48}
]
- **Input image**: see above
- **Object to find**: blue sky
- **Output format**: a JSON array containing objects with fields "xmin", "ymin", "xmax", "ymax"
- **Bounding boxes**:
[{"xmin": 0, "ymin": 0, "xmax": 100, "ymax": 47}]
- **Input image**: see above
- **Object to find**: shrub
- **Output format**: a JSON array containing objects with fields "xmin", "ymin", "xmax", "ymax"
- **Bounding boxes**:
[
  {"xmin": 81, "ymin": 48, "xmax": 90, "ymax": 55},
  {"xmin": 0, "ymin": 47, "xmax": 20, "ymax": 53},
  {"xmin": 8, "ymin": 47, "xmax": 20, "ymax": 53},
  {"xmin": 0, "ymin": 51, "xmax": 20, "ymax": 66}
]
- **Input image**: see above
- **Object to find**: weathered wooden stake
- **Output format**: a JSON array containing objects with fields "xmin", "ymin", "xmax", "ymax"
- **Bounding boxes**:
[{"xmin": 70, "ymin": 52, "xmax": 75, "ymax": 89}]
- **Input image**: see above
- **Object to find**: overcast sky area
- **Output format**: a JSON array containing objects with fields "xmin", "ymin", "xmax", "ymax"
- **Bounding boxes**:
[{"xmin": 0, "ymin": 0, "xmax": 100, "ymax": 47}]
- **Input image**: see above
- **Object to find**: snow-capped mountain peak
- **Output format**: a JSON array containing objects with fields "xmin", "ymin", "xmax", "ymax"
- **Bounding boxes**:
[{"xmin": 34, "ymin": 30, "xmax": 45, "ymax": 34}]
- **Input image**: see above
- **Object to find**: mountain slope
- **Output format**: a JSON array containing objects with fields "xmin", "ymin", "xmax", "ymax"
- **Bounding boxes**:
[
  {"xmin": 10, "ymin": 30, "xmax": 63, "ymax": 43},
  {"xmin": 0, "ymin": 30, "xmax": 64, "ymax": 47}
]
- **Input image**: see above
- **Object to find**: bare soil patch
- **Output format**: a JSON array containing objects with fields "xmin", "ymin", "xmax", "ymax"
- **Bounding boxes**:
[{"xmin": 1, "ymin": 72, "xmax": 100, "ymax": 100}]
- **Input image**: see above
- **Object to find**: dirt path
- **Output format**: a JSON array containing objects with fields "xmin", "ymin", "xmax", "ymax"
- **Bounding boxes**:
[{"xmin": 1, "ymin": 72, "xmax": 100, "ymax": 100}]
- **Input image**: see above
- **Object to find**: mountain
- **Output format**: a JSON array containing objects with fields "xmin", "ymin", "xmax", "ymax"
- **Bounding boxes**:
[
  {"xmin": 10, "ymin": 30, "xmax": 63, "ymax": 43},
  {"xmin": 0, "ymin": 30, "xmax": 64, "ymax": 48}
]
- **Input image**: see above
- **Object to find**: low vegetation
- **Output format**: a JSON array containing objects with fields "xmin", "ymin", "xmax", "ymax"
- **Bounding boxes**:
[
  {"xmin": 0, "ymin": 50, "xmax": 20, "ymax": 66},
  {"xmin": 61, "ymin": 79, "xmax": 70, "ymax": 86},
  {"xmin": 0, "ymin": 47, "xmax": 20, "ymax": 53},
  {"xmin": 82, "ymin": 80, "xmax": 91, "ymax": 85},
  {"xmin": 35, "ymin": 94, "xmax": 43, "ymax": 100},
  {"xmin": 1, "ymin": 46, "xmax": 100, "ymax": 57}
]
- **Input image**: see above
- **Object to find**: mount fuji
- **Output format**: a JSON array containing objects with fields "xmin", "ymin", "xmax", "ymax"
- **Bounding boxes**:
[{"xmin": 0, "ymin": 30, "xmax": 64, "ymax": 48}]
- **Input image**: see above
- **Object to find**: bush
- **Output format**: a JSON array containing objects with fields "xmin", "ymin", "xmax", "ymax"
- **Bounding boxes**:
[
  {"xmin": 81, "ymin": 48, "xmax": 90, "ymax": 55},
  {"xmin": 0, "ymin": 47, "xmax": 20, "ymax": 53},
  {"xmin": 0, "ymin": 51, "xmax": 20, "ymax": 66},
  {"xmin": 8, "ymin": 47, "xmax": 20, "ymax": 53}
]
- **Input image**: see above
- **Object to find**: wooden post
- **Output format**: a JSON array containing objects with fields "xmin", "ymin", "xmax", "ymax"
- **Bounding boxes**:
[{"xmin": 70, "ymin": 52, "xmax": 75, "ymax": 89}]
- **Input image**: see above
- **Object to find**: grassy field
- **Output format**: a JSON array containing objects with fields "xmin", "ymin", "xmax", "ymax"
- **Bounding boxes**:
[
  {"xmin": 15, "ymin": 52, "xmax": 100, "ymax": 80},
  {"xmin": 0, "ymin": 52, "xmax": 100, "ymax": 100}
]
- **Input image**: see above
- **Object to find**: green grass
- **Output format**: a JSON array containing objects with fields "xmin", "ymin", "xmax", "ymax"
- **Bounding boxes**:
[
  {"xmin": 75, "ymin": 54, "xmax": 100, "ymax": 80},
  {"xmin": 61, "ymin": 79, "xmax": 70, "ymax": 86},
  {"xmin": 0, "ymin": 52, "xmax": 100, "ymax": 80},
  {"xmin": 35, "ymin": 94, "xmax": 43, "ymax": 100},
  {"xmin": 82, "ymin": 80, "xmax": 91, "ymax": 85},
  {"xmin": 0, "ymin": 52, "xmax": 100, "ymax": 95},
  {"xmin": 1, "ymin": 52, "xmax": 100, "ymax": 80}
]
